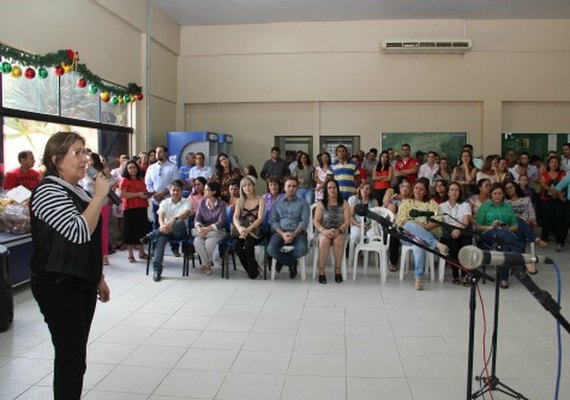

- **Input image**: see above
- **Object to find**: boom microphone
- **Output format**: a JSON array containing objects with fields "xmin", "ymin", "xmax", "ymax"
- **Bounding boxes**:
[
  {"xmin": 409, "ymin": 209, "xmax": 442, "ymax": 218},
  {"xmin": 458, "ymin": 245, "xmax": 553, "ymax": 271}
]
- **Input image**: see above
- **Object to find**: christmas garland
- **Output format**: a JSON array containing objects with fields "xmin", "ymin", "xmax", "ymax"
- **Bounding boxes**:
[{"xmin": 0, "ymin": 44, "xmax": 143, "ymax": 104}]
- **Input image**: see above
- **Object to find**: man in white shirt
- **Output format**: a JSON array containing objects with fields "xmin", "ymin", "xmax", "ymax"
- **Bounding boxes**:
[
  {"xmin": 145, "ymin": 145, "xmax": 181, "ymax": 255},
  {"xmin": 418, "ymin": 151, "xmax": 439, "ymax": 187},
  {"xmin": 188, "ymin": 152, "xmax": 213, "ymax": 184},
  {"xmin": 509, "ymin": 152, "xmax": 539, "ymax": 186},
  {"xmin": 141, "ymin": 180, "xmax": 192, "ymax": 281},
  {"xmin": 561, "ymin": 143, "xmax": 570, "ymax": 173}
]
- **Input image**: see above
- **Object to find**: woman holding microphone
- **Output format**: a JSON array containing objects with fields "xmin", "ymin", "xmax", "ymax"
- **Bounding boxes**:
[{"xmin": 30, "ymin": 132, "xmax": 111, "ymax": 399}]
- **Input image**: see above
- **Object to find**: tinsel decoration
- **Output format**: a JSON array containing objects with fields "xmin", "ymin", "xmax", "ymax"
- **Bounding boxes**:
[{"xmin": 0, "ymin": 44, "xmax": 143, "ymax": 100}]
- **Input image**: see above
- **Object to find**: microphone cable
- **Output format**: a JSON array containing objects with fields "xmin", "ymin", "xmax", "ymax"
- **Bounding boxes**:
[{"xmin": 553, "ymin": 261, "xmax": 563, "ymax": 400}]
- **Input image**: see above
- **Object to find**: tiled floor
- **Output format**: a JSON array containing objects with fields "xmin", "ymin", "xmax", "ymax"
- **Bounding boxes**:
[{"xmin": 1, "ymin": 246, "xmax": 570, "ymax": 400}]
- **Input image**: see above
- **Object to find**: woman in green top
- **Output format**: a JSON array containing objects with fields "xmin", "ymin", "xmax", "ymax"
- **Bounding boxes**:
[{"xmin": 475, "ymin": 182, "xmax": 523, "ymax": 288}]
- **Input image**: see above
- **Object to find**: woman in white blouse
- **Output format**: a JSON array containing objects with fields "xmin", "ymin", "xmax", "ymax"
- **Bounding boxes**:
[{"xmin": 439, "ymin": 182, "xmax": 473, "ymax": 285}]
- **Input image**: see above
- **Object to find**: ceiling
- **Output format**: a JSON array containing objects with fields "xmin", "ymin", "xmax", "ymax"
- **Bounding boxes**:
[{"xmin": 151, "ymin": 0, "xmax": 570, "ymax": 26}]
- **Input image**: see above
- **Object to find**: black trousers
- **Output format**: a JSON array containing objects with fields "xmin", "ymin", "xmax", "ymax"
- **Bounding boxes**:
[
  {"xmin": 31, "ymin": 271, "xmax": 97, "ymax": 400},
  {"xmin": 440, "ymin": 233, "xmax": 472, "ymax": 279},
  {"xmin": 540, "ymin": 199, "xmax": 568, "ymax": 246},
  {"xmin": 233, "ymin": 236, "xmax": 263, "ymax": 278}
]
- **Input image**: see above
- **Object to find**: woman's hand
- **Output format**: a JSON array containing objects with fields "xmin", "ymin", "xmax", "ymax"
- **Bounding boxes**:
[
  {"xmin": 97, "ymin": 277, "xmax": 110, "ymax": 303},
  {"xmin": 451, "ymin": 228, "xmax": 461, "ymax": 239}
]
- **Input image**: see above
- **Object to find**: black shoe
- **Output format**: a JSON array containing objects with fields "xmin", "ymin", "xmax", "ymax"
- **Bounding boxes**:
[
  {"xmin": 290, "ymin": 263, "xmax": 298, "ymax": 279},
  {"xmin": 153, "ymin": 272, "xmax": 162, "ymax": 282},
  {"xmin": 335, "ymin": 273, "xmax": 342, "ymax": 283},
  {"xmin": 318, "ymin": 275, "xmax": 327, "ymax": 284},
  {"xmin": 275, "ymin": 262, "xmax": 283, "ymax": 273},
  {"xmin": 172, "ymin": 249, "xmax": 181, "ymax": 257},
  {"xmin": 140, "ymin": 234, "xmax": 151, "ymax": 245}
]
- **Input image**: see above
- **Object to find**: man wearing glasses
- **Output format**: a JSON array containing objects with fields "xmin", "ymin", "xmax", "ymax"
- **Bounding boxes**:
[{"xmin": 145, "ymin": 145, "xmax": 181, "ymax": 256}]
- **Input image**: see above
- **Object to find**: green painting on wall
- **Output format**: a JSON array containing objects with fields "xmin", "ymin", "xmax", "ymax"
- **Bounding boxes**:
[{"xmin": 382, "ymin": 132, "xmax": 467, "ymax": 163}]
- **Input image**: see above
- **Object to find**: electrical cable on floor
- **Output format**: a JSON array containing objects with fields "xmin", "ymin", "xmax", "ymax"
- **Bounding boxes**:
[{"xmin": 552, "ymin": 261, "xmax": 563, "ymax": 400}]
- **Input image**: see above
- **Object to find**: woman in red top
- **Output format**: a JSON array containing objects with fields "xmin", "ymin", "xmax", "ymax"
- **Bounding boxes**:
[
  {"xmin": 372, "ymin": 150, "xmax": 393, "ymax": 202},
  {"xmin": 119, "ymin": 160, "xmax": 151, "ymax": 262},
  {"xmin": 539, "ymin": 155, "xmax": 567, "ymax": 251}
]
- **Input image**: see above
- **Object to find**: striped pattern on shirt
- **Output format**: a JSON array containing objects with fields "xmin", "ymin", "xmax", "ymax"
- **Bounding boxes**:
[{"xmin": 31, "ymin": 182, "xmax": 91, "ymax": 244}]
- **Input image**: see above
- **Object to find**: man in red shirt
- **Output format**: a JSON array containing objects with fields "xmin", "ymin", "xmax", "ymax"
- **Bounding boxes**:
[
  {"xmin": 3, "ymin": 150, "xmax": 40, "ymax": 191},
  {"xmin": 394, "ymin": 143, "xmax": 419, "ymax": 184}
]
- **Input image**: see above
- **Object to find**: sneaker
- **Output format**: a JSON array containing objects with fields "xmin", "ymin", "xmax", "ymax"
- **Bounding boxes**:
[
  {"xmin": 275, "ymin": 262, "xmax": 283, "ymax": 273},
  {"xmin": 415, "ymin": 279, "xmax": 424, "ymax": 291},
  {"xmin": 140, "ymin": 234, "xmax": 151, "ymax": 245},
  {"xmin": 153, "ymin": 272, "xmax": 162, "ymax": 282},
  {"xmin": 172, "ymin": 249, "xmax": 181, "ymax": 257}
]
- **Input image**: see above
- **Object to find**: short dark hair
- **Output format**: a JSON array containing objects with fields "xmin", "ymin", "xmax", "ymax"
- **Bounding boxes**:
[
  {"xmin": 194, "ymin": 176, "xmax": 207, "ymax": 186},
  {"xmin": 42, "ymin": 131, "xmax": 85, "ymax": 177},
  {"xmin": 171, "ymin": 179, "xmax": 184, "ymax": 188},
  {"xmin": 401, "ymin": 144, "xmax": 411, "ymax": 150},
  {"xmin": 18, "ymin": 150, "xmax": 31, "ymax": 163},
  {"xmin": 271, "ymin": 146, "xmax": 281, "ymax": 153},
  {"xmin": 156, "ymin": 145, "xmax": 168, "ymax": 153},
  {"xmin": 205, "ymin": 182, "xmax": 222, "ymax": 198}
]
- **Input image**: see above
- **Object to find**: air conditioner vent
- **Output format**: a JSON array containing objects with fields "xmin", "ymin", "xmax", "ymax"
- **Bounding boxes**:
[{"xmin": 381, "ymin": 38, "xmax": 472, "ymax": 54}]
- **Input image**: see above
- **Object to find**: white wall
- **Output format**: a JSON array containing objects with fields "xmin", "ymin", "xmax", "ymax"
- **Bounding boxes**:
[
  {"xmin": 180, "ymin": 19, "xmax": 570, "ymax": 170},
  {"xmin": 0, "ymin": 0, "xmax": 180, "ymax": 153}
]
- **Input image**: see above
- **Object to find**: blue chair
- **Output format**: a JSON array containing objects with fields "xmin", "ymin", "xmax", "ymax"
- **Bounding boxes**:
[
  {"xmin": 221, "ymin": 206, "xmax": 237, "ymax": 279},
  {"xmin": 145, "ymin": 216, "xmax": 193, "ymax": 277}
]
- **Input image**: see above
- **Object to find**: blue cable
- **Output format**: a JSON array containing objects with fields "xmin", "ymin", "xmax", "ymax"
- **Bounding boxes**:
[{"xmin": 552, "ymin": 261, "xmax": 562, "ymax": 400}]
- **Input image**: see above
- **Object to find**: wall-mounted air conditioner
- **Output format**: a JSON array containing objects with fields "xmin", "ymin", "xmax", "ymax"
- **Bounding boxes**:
[{"xmin": 380, "ymin": 38, "xmax": 472, "ymax": 54}]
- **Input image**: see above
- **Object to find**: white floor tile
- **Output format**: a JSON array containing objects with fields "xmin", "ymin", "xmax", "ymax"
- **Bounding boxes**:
[
  {"xmin": 282, "ymin": 375, "xmax": 346, "ymax": 400},
  {"xmin": 242, "ymin": 333, "xmax": 296, "ymax": 353},
  {"xmin": 288, "ymin": 353, "xmax": 346, "ymax": 377},
  {"xmin": 122, "ymin": 345, "xmax": 187, "ymax": 368},
  {"xmin": 216, "ymin": 372, "xmax": 285, "ymax": 400},
  {"xmin": 347, "ymin": 377, "xmax": 412, "ymax": 400},
  {"xmin": 294, "ymin": 333, "xmax": 345, "ymax": 354},
  {"xmin": 192, "ymin": 331, "xmax": 248, "ymax": 351},
  {"xmin": 176, "ymin": 348, "xmax": 238, "ymax": 371},
  {"xmin": 94, "ymin": 365, "xmax": 170, "ymax": 394},
  {"xmin": 231, "ymin": 350, "xmax": 290, "ymax": 374},
  {"xmin": 143, "ymin": 328, "xmax": 201, "ymax": 348},
  {"xmin": 154, "ymin": 369, "xmax": 225, "ymax": 398}
]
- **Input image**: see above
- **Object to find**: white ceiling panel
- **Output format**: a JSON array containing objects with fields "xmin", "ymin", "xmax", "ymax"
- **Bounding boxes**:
[{"xmin": 151, "ymin": 0, "xmax": 570, "ymax": 26}]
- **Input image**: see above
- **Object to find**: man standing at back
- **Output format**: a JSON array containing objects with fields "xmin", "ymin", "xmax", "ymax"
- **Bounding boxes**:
[
  {"xmin": 394, "ymin": 143, "xmax": 419, "ymax": 184},
  {"xmin": 3, "ymin": 150, "xmax": 40, "ymax": 191},
  {"xmin": 261, "ymin": 146, "xmax": 289, "ymax": 182},
  {"xmin": 267, "ymin": 177, "xmax": 309, "ymax": 279},
  {"xmin": 327, "ymin": 145, "xmax": 361, "ymax": 200},
  {"xmin": 145, "ymin": 145, "xmax": 181, "ymax": 256}
]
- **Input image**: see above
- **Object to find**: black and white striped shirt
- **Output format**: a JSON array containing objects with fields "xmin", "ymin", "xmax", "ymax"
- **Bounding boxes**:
[{"xmin": 30, "ymin": 177, "xmax": 91, "ymax": 244}]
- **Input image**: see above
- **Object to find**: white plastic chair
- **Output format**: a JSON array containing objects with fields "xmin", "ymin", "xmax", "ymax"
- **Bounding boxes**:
[
  {"xmin": 270, "ymin": 245, "xmax": 306, "ymax": 281},
  {"xmin": 351, "ymin": 207, "xmax": 393, "ymax": 283},
  {"xmin": 399, "ymin": 243, "xmax": 446, "ymax": 282},
  {"xmin": 311, "ymin": 234, "xmax": 349, "ymax": 281}
]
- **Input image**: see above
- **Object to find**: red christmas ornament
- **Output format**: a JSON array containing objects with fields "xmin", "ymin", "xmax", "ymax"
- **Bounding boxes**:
[
  {"xmin": 54, "ymin": 65, "xmax": 65, "ymax": 77},
  {"xmin": 24, "ymin": 67, "xmax": 36, "ymax": 79},
  {"xmin": 66, "ymin": 49, "xmax": 75, "ymax": 60},
  {"xmin": 135, "ymin": 93, "xmax": 144, "ymax": 101},
  {"xmin": 76, "ymin": 78, "xmax": 87, "ymax": 88}
]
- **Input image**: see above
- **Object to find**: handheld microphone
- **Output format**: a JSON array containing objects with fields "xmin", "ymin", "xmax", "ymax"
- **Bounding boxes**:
[
  {"xmin": 87, "ymin": 155, "xmax": 121, "ymax": 206},
  {"xmin": 458, "ymin": 245, "xmax": 553, "ymax": 271},
  {"xmin": 409, "ymin": 209, "xmax": 442, "ymax": 218}
]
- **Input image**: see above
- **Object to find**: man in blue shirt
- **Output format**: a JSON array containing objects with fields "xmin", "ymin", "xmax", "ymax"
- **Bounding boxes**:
[{"xmin": 267, "ymin": 176, "xmax": 310, "ymax": 279}]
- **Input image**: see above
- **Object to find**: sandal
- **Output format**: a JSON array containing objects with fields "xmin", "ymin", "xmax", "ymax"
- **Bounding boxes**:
[
  {"xmin": 139, "ymin": 253, "xmax": 150, "ymax": 260},
  {"xmin": 128, "ymin": 256, "xmax": 136, "ymax": 263},
  {"xmin": 102, "ymin": 256, "xmax": 110, "ymax": 266},
  {"xmin": 500, "ymin": 280, "xmax": 509, "ymax": 289},
  {"xmin": 526, "ymin": 263, "xmax": 538, "ymax": 275},
  {"xmin": 536, "ymin": 239, "xmax": 547, "ymax": 248},
  {"xmin": 452, "ymin": 278, "xmax": 461, "ymax": 285},
  {"xmin": 436, "ymin": 242, "xmax": 449, "ymax": 256},
  {"xmin": 389, "ymin": 264, "xmax": 398, "ymax": 272}
]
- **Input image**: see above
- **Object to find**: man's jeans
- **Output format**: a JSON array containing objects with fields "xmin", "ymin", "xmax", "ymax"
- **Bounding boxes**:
[
  {"xmin": 267, "ymin": 233, "xmax": 308, "ymax": 266},
  {"xmin": 152, "ymin": 221, "xmax": 187, "ymax": 273}
]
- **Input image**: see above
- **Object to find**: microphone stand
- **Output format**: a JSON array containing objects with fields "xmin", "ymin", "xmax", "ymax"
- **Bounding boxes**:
[
  {"xmin": 512, "ymin": 266, "xmax": 570, "ymax": 334},
  {"xmin": 424, "ymin": 218, "xmax": 502, "ymax": 400}
]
